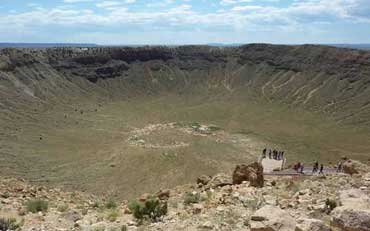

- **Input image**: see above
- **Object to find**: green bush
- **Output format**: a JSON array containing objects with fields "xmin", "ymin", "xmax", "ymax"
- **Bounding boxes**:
[
  {"xmin": 105, "ymin": 199, "xmax": 117, "ymax": 209},
  {"xmin": 25, "ymin": 199, "xmax": 48, "ymax": 213},
  {"xmin": 128, "ymin": 195, "xmax": 167, "ymax": 222},
  {"xmin": 325, "ymin": 198, "xmax": 337, "ymax": 214},
  {"xmin": 184, "ymin": 192, "xmax": 200, "ymax": 205},
  {"xmin": 208, "ymin": 126, "xmax": 221, "ymax": 132},
  {"xmin": 0, "ymin": 218, "xmax": 21, "ymax": 230},
  {"xmin": 106, "ymin": 209, "xmax": 119, "ymax": 222}
]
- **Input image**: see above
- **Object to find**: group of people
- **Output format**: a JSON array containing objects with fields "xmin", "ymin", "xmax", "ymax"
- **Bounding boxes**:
[
  {"xmin": 262, "ymin": 148, "xmax": 285, "ymax": 161},
  {"xmin": 293, "ymin": 161, "xmax": 325, "ymax": 174}
]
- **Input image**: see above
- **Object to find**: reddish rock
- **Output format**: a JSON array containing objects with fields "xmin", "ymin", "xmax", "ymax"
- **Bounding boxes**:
[{"xmin": 232, "ymin": 162, "xmax": 264, "ymax": 187}]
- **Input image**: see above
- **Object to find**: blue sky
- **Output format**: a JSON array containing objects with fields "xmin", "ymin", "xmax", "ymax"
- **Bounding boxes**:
[{"xmin": 0, "ymin": 0, "xmax": 369, "ymax": 44}]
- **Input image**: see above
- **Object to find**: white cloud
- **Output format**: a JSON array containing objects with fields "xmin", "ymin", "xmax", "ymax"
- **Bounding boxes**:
[
  {"xmin": 220, "ymin": 0, "xmax": 252, "ymax": 5},
  {"xmin": 96, "ymin": 1, "xmax": 121, "ymax": 8},
  {"xmin": 63, "ymin": 0, "xmax": 94, "ymax": 3},
  {"xmin": 0, "ymin": 0, "xmax": 369, "ymax": 44},
  {"xmin": 146, "ymin": 0, "xmax": 175, "ymax": 8}
]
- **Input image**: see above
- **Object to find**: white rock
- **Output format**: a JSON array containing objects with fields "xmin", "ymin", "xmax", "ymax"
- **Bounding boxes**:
[{"xmin": 250, "ymin": 205, "xmax": 297, "ymax": 231}]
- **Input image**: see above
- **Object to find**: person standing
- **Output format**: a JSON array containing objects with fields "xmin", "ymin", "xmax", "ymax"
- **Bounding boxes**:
[
  {"xmin": 300, "ymin": 164, "xmax": 304, "ymax": 174},
  {"xmin": 337, "ymin": 161, "xmax": 342, "ymax": 172},
  {"xmin": 319, "ymin": 164, "xmax": 324, "ymax": 175},
  {"xmin": 313, "ymin": 161, "xmax": 319, "ymax": 173}
]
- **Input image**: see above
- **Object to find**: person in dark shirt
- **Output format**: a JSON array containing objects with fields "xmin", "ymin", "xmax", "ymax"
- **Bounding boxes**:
[{"xmin": 319, "ymin": 164, "xmax": 324, "ymax": 175}]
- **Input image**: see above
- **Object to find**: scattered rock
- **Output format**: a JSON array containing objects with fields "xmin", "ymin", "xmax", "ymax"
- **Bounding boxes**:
[
  {"xmin": 296, "ymin": 218, "xmax": 330, "ymax": 231},
  {"xmin": 192, "ymin": 204, "xmax": 203, "ymax": 214},
  {"xmin": 197, "ymin": 175, "xmax": 212, "ymax": 186},
  {"xmin": 199, "ymin": 221, "xmax": 214, "ymax": 229},
  {"xmin": 207, "ymin": 173, "xmax": 232, "ymax": 188},
  {"xmin": 157, "ymin": 189, "xmax": 170, "ymax": 201}
]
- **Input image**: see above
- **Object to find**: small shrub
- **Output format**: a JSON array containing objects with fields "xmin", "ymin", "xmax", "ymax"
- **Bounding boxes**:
[
  {"xmin": 93, "ymin": 226, "xmax": 105, "ymax": 231},
  {"xmin": 128, "ymin": 195, "xmax": 167, "ymax": 222},
  {"xmin": 25, "ymin": 199, "xmax": 48, "ymax": 213},
  {"xmin": 202, "ymin": 191, "xmax": 213, "ymax": 204},
  {"xmin": 107, "ymin": 209, "xmax": 119, "ymax": 222},
  {"xmin": 57, "ymin": 204, "xmax": 68, "ymax": 213},
  {"xmin": 81, "ymin": 208, "xmax": 88, "ymax": 216},
  {"xmin": 184, "ymin": 192, "xmax": 200, "ymax": 205},
  {"xmin": 121, "ymin": 225, "xmax": 128, "ymax": 231},
  {"xmin": 92, "ymin": 201, "xmax": 100, "ymax": 209},
  {"xmin": 242, "ymin": 195, "xmax": 264, "ymax": 211},
  {"xmin": 105, "ymin": 199, "xmax": 117, "ymax": 209},
  {"xmin": 208, "ymin": 126, "xmax": 221, "ymax": 132},
  {"xmin": 325, "ymin": 198, "xmax": 337, "ymax": 214},
  {"xmin": 0, "ymin": 217, "xmax": 21, "ymax": 230}
]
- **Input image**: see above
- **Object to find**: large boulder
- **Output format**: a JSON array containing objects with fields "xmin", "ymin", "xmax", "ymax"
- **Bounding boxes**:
[
  {"xmin": 250, "ymin": 205, "xmax": 297, "ymax": 231},
  {"xmin": 339, "ymin": 189, "xmax": 369, "ymax": 209},
  {"xmin": 342, "ymin": 160, "xmax": 369, "ymax": 175},
  {"xmin": 207, "ymin": 173, "xmax": 232, "ymax": 188},
  {"xmin": 343, "ymin": 161, "xmax": 359, "ymax": 175},
  {"xmin": 296, "ymin": 218, "xmax": 330, "ymax": 231},
  {"xmin": 331, "ymin": 189, "xmax": 370, "ymax": 231},
  {"xmin": 331, "ymin": 207, "xmax": 370, "ymax": 231},
  {"xmin": 232, "ymin": 162, "xmax": 264, "ymax": 187}
]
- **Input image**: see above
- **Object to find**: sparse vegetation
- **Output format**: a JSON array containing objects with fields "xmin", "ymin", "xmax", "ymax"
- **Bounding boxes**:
[
  {"xmin": 0, "ymin": 218, "xmax": 22, "ymax": 231},
  {"xmin": 105, "ymin": 199, "xmax": 117, "ymax": 210},
  {"xmin": 25, "ymin": 199, "xmax": 48, "ymax": 213},
  {"xmin": 57, "ymin": 203, "xmax": 68, "ymax": 213},
  {"xmin": 106, "ymin": 209, "xmax": 120, "ymax": 222},
  {"xmin": 325, "ymin": 198, "xmax": 338, "ymax": 214},
  {"xmin": 184, "ymin": 192, "xmax": 201, "ymax": 205},
  {"xmin": 128, "ymin": 195, "xmax": 167, "ymax": 222},
  {"xmin": 93, "ymin": 226, "xmax": 105, "ymax": 231}
]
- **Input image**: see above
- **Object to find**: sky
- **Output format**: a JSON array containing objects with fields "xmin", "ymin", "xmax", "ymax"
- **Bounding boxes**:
[{"xmin": 0, "ymin": 0, "xmax": 369, "ymax": 45}]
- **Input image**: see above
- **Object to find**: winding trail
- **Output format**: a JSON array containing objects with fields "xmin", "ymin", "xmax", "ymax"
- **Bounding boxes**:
[{"xmin": 261, "ymin": 157, "xmax": 339, "ymax": 176}]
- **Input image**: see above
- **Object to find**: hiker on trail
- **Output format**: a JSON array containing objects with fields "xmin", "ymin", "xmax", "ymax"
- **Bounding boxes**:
[
  {"xmin": 313, "ymin": 161, "xmax": 319, "ymax": 173},
  {"xmin": 336, "ymin": 161, "xmax": 343, "ymax": 172},
  {"xmin": 319, "ymin": 164, "xmax": 324, "ymax": 175},
  {"xmin": 295, "ymin": 162, "xmax": 301, "ymax": 172},
  {"xmin": 300, "ymin": 164, "xmax": 304, "ymax": 174}
]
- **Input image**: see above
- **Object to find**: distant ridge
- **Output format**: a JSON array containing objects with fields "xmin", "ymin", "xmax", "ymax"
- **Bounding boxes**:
[
  {"xmin": 0, "ymin": 43, "xmax": 98, "ymax": 48},
  {"xmin": 329, "ymin": 44, "xmax": 370, "ymax": 50}
]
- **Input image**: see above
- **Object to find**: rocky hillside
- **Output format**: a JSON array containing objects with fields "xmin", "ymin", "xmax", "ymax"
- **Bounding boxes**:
[
  {"xmin": 0, "ymin": 159, "xmax": 369, "ymax": 230},
  {"xmin": 1, "ymin": 45, "xmax": 370, "ymax": 125}
]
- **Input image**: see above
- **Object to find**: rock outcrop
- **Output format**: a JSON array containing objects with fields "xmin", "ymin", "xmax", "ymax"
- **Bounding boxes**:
[
  {"xmin": 332, "ymin": 208, "xmax": 370, "ymax": 231},
  {"xmin": 197, "ymin": 175, "xmax": 212, "ymax": 186},
  {"xmin": 343, "ymin": 160, "xmax": 370, "ymax": 175},
  {"xmin": 206, "ymin": 173, "xmax": 232, "ymax": 188},
  {"xmin": 331, "ymin": 188, "xmax": 370, "ymax": 231},
  {"xmin": 232, "ymin": 162, "xmax": 264, "ymax": 187}
]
